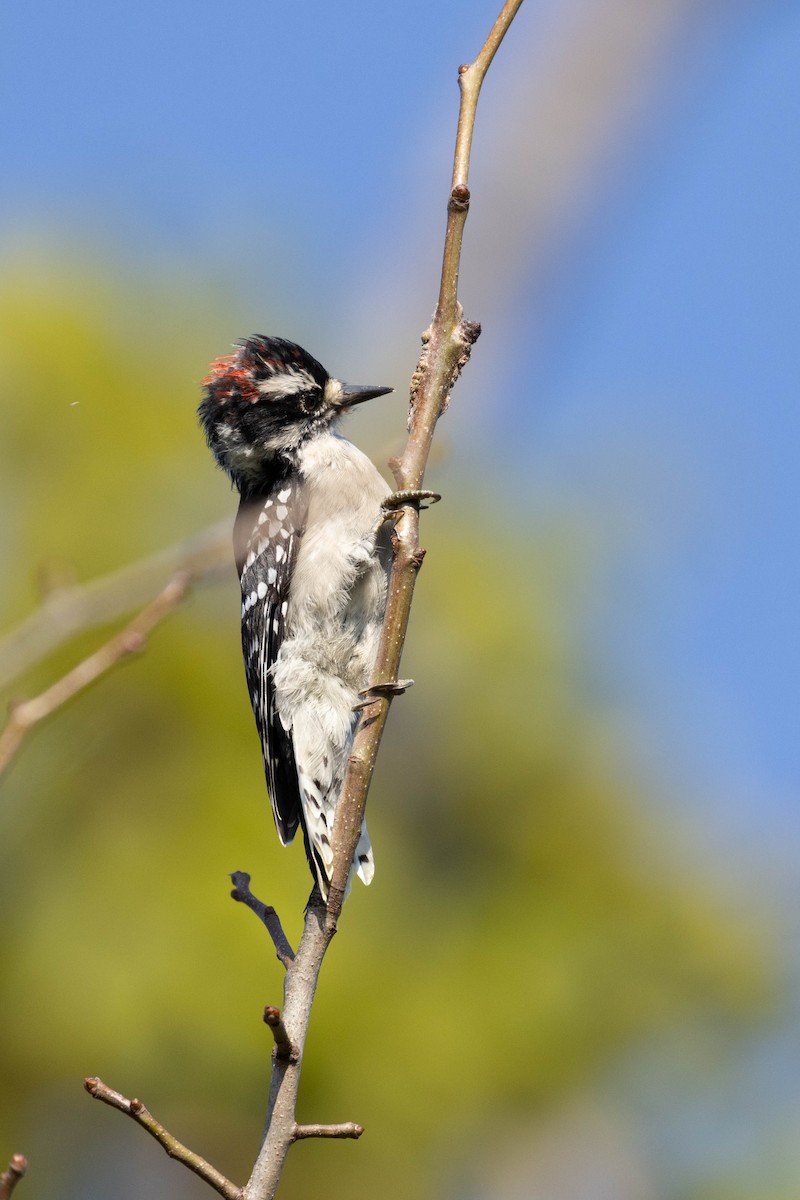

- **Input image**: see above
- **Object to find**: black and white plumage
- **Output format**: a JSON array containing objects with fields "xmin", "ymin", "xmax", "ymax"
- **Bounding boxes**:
[{"xmin": 198, "ymin": 335, "xmax": 393, "ymax": 898}]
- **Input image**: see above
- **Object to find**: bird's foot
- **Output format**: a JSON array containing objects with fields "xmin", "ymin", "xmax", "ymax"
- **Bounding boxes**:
[
  {"xmin": 372, "ymin": 490, "xmax": 441, "ymax": 538},
  {"xmin": 383, "ymin": 489, "xmax": 441, "ymax": 516},
  {"xmin": 353, "ymin": 679, "xmax": 415, "ymax": 711}
]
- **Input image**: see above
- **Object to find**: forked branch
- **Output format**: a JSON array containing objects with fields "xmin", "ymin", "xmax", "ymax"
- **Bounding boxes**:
[
  {"xmin": 230, "ymin": 871, "xmax": 296, "ymax": 967},
  {"xmin": 84, "ymin": 1078, "xmax": 242, "ymax": 1200}
]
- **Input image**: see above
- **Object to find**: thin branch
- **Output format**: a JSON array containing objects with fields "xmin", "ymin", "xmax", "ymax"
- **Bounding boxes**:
[
  {"xmin": 292, "ymin": 1124, "xmax": 363, "ymax": 1142},
  {"xmin": 0, "ymin": 1155, "xmax": 27, "ymax": 1200},
  {"xmin": 325, "ymin": 0, "xmax": 524, "ymax": 919},
  {"xmin": 242, "ymin": 894, "xmax": 336, "ymax": 1200},
  {"xmin": 84, "ymin": 1077, "xmax": 242, "ymax": 1200},
  {"xmin": 263, "ymin": 1007, "xmax": 297, "ymax": 1062},
  {"xmin": 452, "ymin": 0, "xmax": 526, "ymax": 188},
  {"xmin": 0, "ymin": 573, "xmax": 191, "ymax": 778},
  {"xmin": 0, "ymin": 520, "xmax": 230, "ymax": 691},
  {"xmin": 229, "ymin": 872, "xmax": 295, "ymax": 967}
]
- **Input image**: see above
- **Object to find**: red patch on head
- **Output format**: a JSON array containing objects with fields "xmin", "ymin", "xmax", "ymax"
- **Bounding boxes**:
[{"xmin": 202, "ymin": 353, "xmax": 258, "ymax": 400}]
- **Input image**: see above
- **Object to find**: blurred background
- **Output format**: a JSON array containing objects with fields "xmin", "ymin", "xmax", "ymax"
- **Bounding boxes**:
[{"xmin": 1, "ymin": 0, "xmax": 798, "ymax": 1196}]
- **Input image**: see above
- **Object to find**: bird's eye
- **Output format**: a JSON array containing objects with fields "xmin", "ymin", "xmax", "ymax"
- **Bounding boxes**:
[{"xmin": 299, "ymin": 387, "xmax": 323, "ymax": 413}]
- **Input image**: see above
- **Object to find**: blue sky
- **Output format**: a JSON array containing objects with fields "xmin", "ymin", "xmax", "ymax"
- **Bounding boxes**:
[{"xmin": 527, "ymin": 3, "xmax": 800, "ymax": 836}]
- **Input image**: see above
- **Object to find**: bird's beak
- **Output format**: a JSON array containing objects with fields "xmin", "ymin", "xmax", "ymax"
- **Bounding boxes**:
[{"xmin": 335, "ymin": 382, "xmax": 393, "ymax": 408}]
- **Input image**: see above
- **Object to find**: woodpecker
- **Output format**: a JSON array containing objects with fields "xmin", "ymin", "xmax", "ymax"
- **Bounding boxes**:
[{"xmin": 198, "ymin": 335, "xmax": 396, "ymax": 899}]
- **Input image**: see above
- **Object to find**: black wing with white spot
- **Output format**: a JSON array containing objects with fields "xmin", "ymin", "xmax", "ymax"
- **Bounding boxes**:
[{"xmin": 234, "ymin": 477, "xmax": 308, "ymax": 845}]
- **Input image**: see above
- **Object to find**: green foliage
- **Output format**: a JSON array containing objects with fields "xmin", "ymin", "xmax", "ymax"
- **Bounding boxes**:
[{"xmin": 0, "ymin": 261, "xmax": 774, "ymax": 1199}]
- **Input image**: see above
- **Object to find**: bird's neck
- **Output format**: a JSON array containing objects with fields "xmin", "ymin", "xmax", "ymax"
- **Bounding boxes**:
[{"xmin": 235, "ymin": 450, "xmax": 297, "ymax": 503}]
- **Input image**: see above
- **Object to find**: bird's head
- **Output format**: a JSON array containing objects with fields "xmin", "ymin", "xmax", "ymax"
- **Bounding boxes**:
[{"xmin": 198, "ymin": 335, "xmax": 392, "ymax": 491}]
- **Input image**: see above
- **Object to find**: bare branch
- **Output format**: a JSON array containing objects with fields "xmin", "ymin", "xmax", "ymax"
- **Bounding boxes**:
[
  {"xmin": 84, "ymin": 1077, "xmax": 242, "ymax": 1200},
  {"xmin": 0, "ymin": 520, "xmax": 230, "ymax": 692},
  {"xmin": 229, "ymin": 872, "xmax": 295, "ymax": 967},
  {"xmin": 242, "ymin": 895, "xmax": 335, "ymax": 1200},
  {"xmin": 263, "ymin": 1007, "xmax": 297, "ymax": 1062},
  {"xmin": 292, "ymin": 1123, "xmax": 363, "ymax": 1142},
  {"xmin": 0, "ymin": 1155, "xmax": 27, "ymax": 1200},
  {"xmin": 443, "ymin": 0, "xmax": 526, "ymax": 323},
  {"xmin": 0, "ymin": 573, "xmax": 191, "ymax": 778},
  {"xmin": 325, "ymin": 0, "xmax": 523, "ymax": 919}
]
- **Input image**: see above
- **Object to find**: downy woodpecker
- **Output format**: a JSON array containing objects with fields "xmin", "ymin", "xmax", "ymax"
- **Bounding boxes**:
[{"xmin": 199, "ymin": 335, "xmax": 394, "ymax": 899}]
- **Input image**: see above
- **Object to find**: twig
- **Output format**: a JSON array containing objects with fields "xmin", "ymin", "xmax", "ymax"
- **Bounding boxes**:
[
  {"xmin": 292, "ymin": 1123, "xmax": 363, "ymax": 1141},
  {"xmin": 242, "ymin": 893, "xmax": 336, "ymax": 1200},
  {"xmin": 263, "ymin": 1007, "xmax": 297, "ymax": 1062},
  {"xmin": 84, "ymin": 1077, "xmax": 241, "ymax": 1200},
  {"xmin": 0, "ymin": 520, "xmax": 230, "ymax": 691},
  {"xmin": 229, "ymin": 872, "xmax": 295, "ymax": 967},
  {"xmin": 324, "ymin": 0, "xmax": 524, "ymax": 920},
  {"xmin": 0, "ymin": 573, "xmax": 191, "ymax": 779},
  {"xmin": 0, "ymin": 1155, "xmax": 27, "ymax": 1200}
]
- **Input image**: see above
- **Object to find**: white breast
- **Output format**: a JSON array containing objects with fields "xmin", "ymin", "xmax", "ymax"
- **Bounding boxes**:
[{"xmin": 289, "ymin": 432, "xmax": 391, "ymax": 627}]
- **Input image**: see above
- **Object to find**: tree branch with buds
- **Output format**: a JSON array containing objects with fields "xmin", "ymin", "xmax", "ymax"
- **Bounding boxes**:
[
  {"xmin": 72, "ymin": 3, "xmax": 524, "ymax": 1197},
  {"xmin": 235, "ymin": 4, "xmax": 525, "ymax": 1200}
]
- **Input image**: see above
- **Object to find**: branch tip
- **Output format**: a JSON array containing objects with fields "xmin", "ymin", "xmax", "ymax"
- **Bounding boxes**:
[
  {"xmin": 229, "ymin": 872, "xmax": 295, "ymax": 965},
  {"xmin": 0, "ymin": 1154, "xmax": 28, "ymax": 1200},
  {"xmin": 292, "ymin": 1123, "xmax": 364, "ymax": 1142},
  {"xmin": 228, "ymin": 868, "xmax": 251, "ymax": 898},
  {"xmin": 263, "ymin": 1006, "xmax": 298, "ymax": 1061},
  {"xmin": 84, "ymin": 1076, "xmax": 129, "ymax": 1111},
  {"xmin": 84, "ymin": 1075, "xmax": 242, "ymax": 1200}
]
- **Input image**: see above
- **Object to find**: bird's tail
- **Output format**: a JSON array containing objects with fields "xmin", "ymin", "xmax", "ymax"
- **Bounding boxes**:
[{"xmin": 296, "ymin": 763, "xmax": 374, "ymax": 900}]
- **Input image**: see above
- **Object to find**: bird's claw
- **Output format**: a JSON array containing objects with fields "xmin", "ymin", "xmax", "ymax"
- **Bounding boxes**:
[
  {"xmin": 382, "ymin": 489, "xmax": 441, "ymax": 514},
  {"xmin": 373, "ymin": 491, "xmax": 441, "ymax": 537},
  {"xmin": 353, "ymin": 679, "xmax": 415, "ymax": 711}
]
